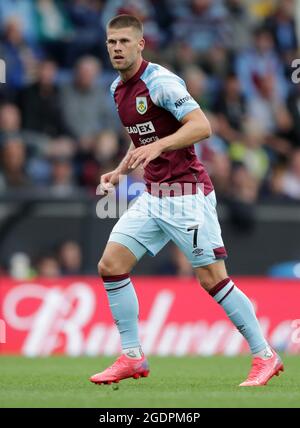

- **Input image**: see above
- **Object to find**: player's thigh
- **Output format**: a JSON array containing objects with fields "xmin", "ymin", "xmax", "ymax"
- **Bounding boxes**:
[
  {"xmin": 193, "ymin": 260, "xmax": 228, "ymax": 292},
  {"xmin": 106, "ymin": 192, "xmax": 169, "ymax": 265},
  {"xmin": 98, "ymin": 241, "xmax": 138, "ymax": 276},
  {"xmin": 157, "ymin": 190, "xmax": 227, "ymax": 273}
]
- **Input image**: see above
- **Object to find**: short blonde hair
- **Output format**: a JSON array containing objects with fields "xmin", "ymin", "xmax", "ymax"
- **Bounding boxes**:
[{"xmin": 107, "ymin": 14, "xmax": 143, "ymax": 35}]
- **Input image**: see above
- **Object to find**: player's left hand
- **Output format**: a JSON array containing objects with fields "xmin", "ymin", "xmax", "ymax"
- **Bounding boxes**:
[{"xmin": 125, "ymin": 143, "xmax": 163, "ymax": 169}]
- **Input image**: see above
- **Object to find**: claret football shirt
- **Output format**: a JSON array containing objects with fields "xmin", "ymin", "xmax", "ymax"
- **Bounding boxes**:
[{"xmin": 110, "ymin": 60, "xmax": 213, "ymax": 196}]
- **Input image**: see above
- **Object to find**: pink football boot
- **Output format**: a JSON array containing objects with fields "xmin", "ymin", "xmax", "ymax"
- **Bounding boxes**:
[
  {"xmin": 90, "ymin": 354, "xmax": 150, "ymax": 385},
  {"xmin": 239, "ymin": 350, "xmax": 284, "ymax": 386}
]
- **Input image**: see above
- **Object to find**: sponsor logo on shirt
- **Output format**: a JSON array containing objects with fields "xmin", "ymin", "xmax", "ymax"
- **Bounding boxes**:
[
  {"xmin": 139, "ymin": 135, "xmax": 159, "ymax": 145},
  {"xmin": 126, "ymin": 121, "xmax": 155, "ymax": 135},
  {"xmin": 136, "ymin": 96, "xmax": 148, "ymax": 114},
  {"xmin": 174, "ymin": 94, "xmax": 193, "ymax": 108}
]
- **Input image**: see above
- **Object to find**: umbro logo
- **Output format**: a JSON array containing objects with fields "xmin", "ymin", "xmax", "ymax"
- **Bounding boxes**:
[{"xmin": 192, "ymin": 248, "xmax": 203, "ymax": 256}]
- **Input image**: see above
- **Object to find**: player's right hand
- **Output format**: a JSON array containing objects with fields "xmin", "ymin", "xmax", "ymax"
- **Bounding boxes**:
[{"xmin": 98, "ymin": 170, "xmax": 119, "ymax": 195}]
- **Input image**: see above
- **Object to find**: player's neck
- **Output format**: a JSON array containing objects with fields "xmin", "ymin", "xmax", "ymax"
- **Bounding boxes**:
[{"xmin": 119, "ymin": 57, "xmax": 143, "ymax": 82}]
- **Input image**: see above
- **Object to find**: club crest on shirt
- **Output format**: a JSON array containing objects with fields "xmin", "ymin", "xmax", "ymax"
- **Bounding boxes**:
[{"xmin": 136, "ymin": 97, "xmax": 147, "ymax": 115}]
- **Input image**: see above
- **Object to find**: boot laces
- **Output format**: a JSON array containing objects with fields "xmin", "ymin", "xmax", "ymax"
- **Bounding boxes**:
[{"xmin": 247, "ymin": 358, "xmax": 266, "ymax": 381}]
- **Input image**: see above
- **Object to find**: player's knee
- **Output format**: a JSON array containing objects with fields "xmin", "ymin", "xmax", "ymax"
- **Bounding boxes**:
[
  {"xmin": 199, "ymin": 277, "xmax": 216, "ymax": 292},
  {"xmin": 98, "ymin": 258, "xmax": 121, "ymax": 277},
  {"xmin": 197, "ymin": 271, "xmax": 226, "ymax": 292},
  {"xmin": 195, "ymin": 261, "xmax": 228, "ymax": 292},
  {"xmin": 98, "ymin": 258, "xmax": 110, "ymax": 277}
]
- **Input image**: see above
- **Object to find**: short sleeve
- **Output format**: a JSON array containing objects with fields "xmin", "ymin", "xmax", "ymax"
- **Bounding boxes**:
[
  {"xmin": 110, "ymin": 76, "xmax": 121, "ymax": 100},
  {"xmin": 142, "ymin": 67, "xmax": 200, "ymax": 121}
]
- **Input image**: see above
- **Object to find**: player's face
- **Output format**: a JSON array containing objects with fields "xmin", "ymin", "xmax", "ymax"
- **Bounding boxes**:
[{"xmin": 106, "ymin": 27, "xmax": 144, "ymax": 71}]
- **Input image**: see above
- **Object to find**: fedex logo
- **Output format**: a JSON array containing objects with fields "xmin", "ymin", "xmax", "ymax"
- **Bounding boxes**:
[{"xmin": 126, "ymin": 121, "xmax": 155, "ymax": 135}]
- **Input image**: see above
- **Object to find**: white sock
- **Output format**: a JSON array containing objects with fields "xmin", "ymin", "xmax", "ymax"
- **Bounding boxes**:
[
  {"xmin": 123, "ymin": 346, "xmax": 143, "ymax": 359},
  {"xmin": 253, "ymin": 345, "xmax": 273, "ymax": 359}
]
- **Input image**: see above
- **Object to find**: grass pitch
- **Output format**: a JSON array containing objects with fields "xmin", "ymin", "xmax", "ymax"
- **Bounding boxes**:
[{"xmin": 0, "ymin": 355, "xmax": 299, "ymax": 408}]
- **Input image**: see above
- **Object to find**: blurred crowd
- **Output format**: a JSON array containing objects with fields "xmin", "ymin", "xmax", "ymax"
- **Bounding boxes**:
[
  {"xmin": 0, "ymin": 0, "xmax": 300, "ymax": 276},
  {"xmin": 1, "ymin": 238, "xmax": 195, "ymax": 278},
  {"xmin": 3, "ymin": 239, "xmax": 85, "ymax": 278},
  {"xmin": 0, "ymin": 0, "xmax": 300, "ymax": 203}
]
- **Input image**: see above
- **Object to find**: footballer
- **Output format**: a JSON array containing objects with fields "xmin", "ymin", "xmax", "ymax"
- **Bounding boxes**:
[{"xmin": 90, "ymin": 15, "xmax": 284, "ymax": 387}]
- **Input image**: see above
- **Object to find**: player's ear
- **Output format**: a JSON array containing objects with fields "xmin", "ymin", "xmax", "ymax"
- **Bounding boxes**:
[{"xmin": 138, "ymin": 38, "xmax": 145, "ymax": 53}]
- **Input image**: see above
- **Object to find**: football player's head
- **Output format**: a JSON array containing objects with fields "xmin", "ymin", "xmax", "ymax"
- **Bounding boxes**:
[{"xmin": 106, "ymin": 14, "xmax": 145, "ymax": 72}]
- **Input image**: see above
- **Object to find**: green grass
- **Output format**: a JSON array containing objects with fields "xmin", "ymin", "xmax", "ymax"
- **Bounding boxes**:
[{"xmin": 0, "ymin": 355, "xmax": 299, "ymax": 408}]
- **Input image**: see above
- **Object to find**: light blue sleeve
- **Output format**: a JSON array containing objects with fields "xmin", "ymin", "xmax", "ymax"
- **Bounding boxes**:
[
  {"xmin": 141, "ymin": 64, "xmax": 200, "ymax": 121},
  {"xmin": 110, "ymin": 76, "xmax": 121, "ymax": 100}
]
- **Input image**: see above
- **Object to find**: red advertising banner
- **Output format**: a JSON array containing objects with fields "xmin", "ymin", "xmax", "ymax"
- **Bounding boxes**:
[{"xmin": 0, "ymin": 277, "xmax": 300, "ymax": 356}]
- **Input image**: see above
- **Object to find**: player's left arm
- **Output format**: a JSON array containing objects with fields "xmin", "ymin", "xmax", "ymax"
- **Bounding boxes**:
[{"xmin": 126, "ymin": 108, "xmax": 211, "ymax": 169}]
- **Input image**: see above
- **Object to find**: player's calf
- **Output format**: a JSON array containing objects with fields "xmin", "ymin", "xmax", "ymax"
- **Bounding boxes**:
[{"xmin": 195, "ymin": 265, "xmax": 284, "ymax": 386}]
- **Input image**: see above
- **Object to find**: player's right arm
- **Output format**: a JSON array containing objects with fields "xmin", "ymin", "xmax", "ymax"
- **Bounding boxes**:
[{"xmin": 99, "ymin": 142, "xmax": 135, "ymax": 194}]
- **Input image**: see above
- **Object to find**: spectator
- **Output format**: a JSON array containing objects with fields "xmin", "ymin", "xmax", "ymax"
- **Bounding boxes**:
[
  {"xmin": 58, "ymin": 240, "xmax": 83, "ymax": 275},
  {"xmin": 60, "ymin": 56, "xmax": 117, "ymax": 140},
  {"xmin": 0, "ymin": 0, "xmax": 37, "ymax": 43},
  {"xmin": 168, "ymin": 41, "xmax": 199, "ymax": 74},
  {"xmin": 196, "ymin": 113, "xmax": 231, "ymax": 196},
  {"xmin": 0, "ymin": 103, "xmax": 22, "ymax": 141},
  {"xmin": 213, "ymin": 72, "xmax": 247, "ymax": 140},
  {"xmin": 49, "ymin": 156, "xmax": 75, "ymax": 196},
  {"xmin": 0, "ymin": 17, "xmax": 43, "ymax": 90},
  {"xmin": 229, "ymin": 119, "xmax": 270, "ymax": 184},
  {"xmin": 264, "ymin": 0, "xmax": 298, "ymax": 56},
  {"xmin": 46, "ymin": 136, "xmax": 76, "ymax": 159},
  {"xmin": 18, "ymin": 59, "xmax": 66, "ymax": 137},
  {"xmin": 27, "ymin": 136, "xmax": 76, "ymax": 185},
  {"xmin": 247, "ymin": 0, "xmax": 276, "ymax": 20},
  {"xmin": 9, "ymin": 252, "xmax": 32, "ymax": 279},
  {"xmin": 287, "ymin": 83, "xmax": 300, "ymax": 146},
  {"xmin": 235, "ymin": 26, "xmax": 288, "ymax": 101},
  {"xmin": 272, "ymin": 149, "xmax": 300, "ymax": 200},
  {"xmin": 0, "ymin": 137, "xmax": 31, "ymax": 190},
  {"xmin": 94, "ymin": 129, "xmax": 120, "ymax": 169},
  {"xmin": 35, "ymin": 254, "xmax": 61, "ymax": 277},
  {"xmin": 65, "ymin": 0, "xmax": 106, "ymax": 66},
  {"xmin": 173, "ymin": 0, "xmax": 230, "ymax": 52},
  {"xmin": 0, "ymin": 102, "xmax": 47, "ymax": 169},
  {"xmin": 79, "ymin": 129, "xmax": 121, "ymax": 190},
  {"xmin": 224, "ymin": 0, "xmax": 254, "ymax": 52},
  {"xmin": 247, "ymin": 73, "xmax": 292, "ymax": 135},
  {"xmin": 183, "ymin": 65, "xmax": 211, "ymax": 110},
  {"xmin": 228, "ymin": 163, "xmax": 259, "ymax": 230},
  {"xmin": 203, "ymin": 44, "xmax": 232, "ymax": 80},
  {"xmin": 150, "ymin": 0, "xmax": 174, "ymax": 47},
  {"xmin": 34, "ymin": 0, "xmax": 74, "ymax": 66}
]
